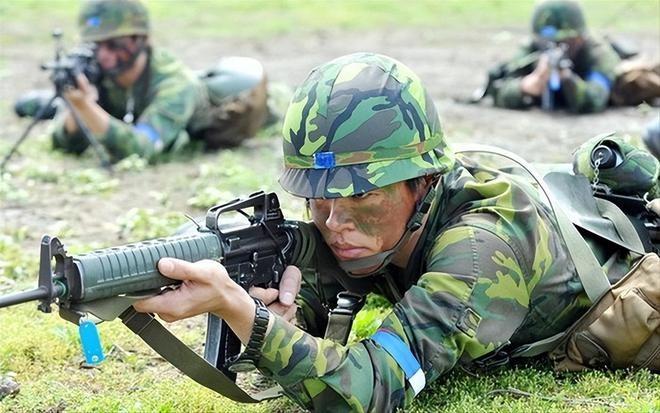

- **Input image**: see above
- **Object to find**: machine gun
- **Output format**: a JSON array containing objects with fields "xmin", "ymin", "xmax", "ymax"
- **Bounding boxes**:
[
  {"xmin": 0, "ymin": 191, "xmax": 315, "ymax": 403},
  {"xmin": 1, "ymin": 29, "xmax": 110, "ymax": 173}
]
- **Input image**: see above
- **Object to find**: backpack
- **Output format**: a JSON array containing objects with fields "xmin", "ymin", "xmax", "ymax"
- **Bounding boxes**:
[
  {"xmin": 198, "ymin": 57, "xmax": 268, "ymax": 148},
  {"xmin": 455, "ymin": 143, "xmax": 659, "ymax": 372},
  {"xmin": 611, "ymin": 57, "xmax": 660, "ymax": 106}
]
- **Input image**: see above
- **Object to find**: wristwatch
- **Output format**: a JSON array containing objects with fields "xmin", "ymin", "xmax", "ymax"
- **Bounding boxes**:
[{"xmin": 227, "ymin": 297, "xmax": 270, "ymax": 373}]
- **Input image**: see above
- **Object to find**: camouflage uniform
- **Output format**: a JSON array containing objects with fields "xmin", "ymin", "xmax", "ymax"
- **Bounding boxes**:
[
  {"xmin": 490, "ymin": 0, "xmax": 620, "ymax": 113},
  {"xmin": 52, "ymin": 48, "xmax": 212, "ymax": 161},
  {"xmin": 52, "ymin": 0, "xmax": 266, "ymax": 162},
  {"xmin": 250, "ymin": 53, "xmax": 636, "ymax": 412}
]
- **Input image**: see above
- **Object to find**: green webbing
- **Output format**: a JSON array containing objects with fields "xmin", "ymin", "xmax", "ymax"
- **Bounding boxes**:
[
  {"xmin": 120, "ymin": 307, "xmax": 282, "ymax": 403},
  {"xmin": 594, "ymin": 198, "xmax": 645, "ymax": 256}
]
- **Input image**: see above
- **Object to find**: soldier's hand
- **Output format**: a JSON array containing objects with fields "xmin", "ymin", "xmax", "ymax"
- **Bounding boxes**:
[
  {"xmin": 559, "ymin": 66, "xmax": 574, "ymax": 80},
  {"xmin": 521, "ymin": 54, "xmax": 550, "ymax": 97},
  {"xmin": 249, "ymin": 265, "xmax": 301, "ymax": 323},
  {"xmin": 133, "ymin": 257, "xmax": 245, "ymax": 322},
  {"xmin": 62, "ymin": 73, "xmax": 98, "ymax": 107}
]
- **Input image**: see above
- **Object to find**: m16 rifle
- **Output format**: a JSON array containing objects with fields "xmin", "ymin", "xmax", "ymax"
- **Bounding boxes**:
[
  {"xmin": 0, "ymin": 191, "xmax": 317, "ymax": 402},
  {"xmin": 538, "ymin": 41, "xmax": 571, "ymax": 111},
  {"xmin": 1, "ymin": 29, "xmax": 111, "ymax": 173},
  {"xmin": 469, "ymin": 42, "xmax": 571, "ymax": 108}
]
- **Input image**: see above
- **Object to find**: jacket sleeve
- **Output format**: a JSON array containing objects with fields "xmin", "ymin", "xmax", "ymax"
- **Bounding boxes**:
[
  {"xmin": 560, "ymin": 40, "xmax": 620, "ymax": 113},
  {"xmin": 490, "ymin": 45, "xmax": 537, "ymax": 110},
  {"xmin": 51, "ymin": 76, "xmax": 199, "ymax": 162},
  {"xmin": 257, "ymin": 225, "xmax": 532, "ymax": 412}
]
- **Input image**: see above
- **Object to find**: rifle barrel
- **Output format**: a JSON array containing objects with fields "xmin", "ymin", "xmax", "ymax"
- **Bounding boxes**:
[{"xmin": 0, "ymin": 287, "xmax": 49, "ymax": 308}]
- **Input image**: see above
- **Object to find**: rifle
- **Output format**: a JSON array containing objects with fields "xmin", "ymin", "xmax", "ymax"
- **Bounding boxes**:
[
  {"xmin": 1, "ymin": 29, "xmax": 111, "ymax": 173},
  {"xmin": 469, "ymin": 42, "xmax": 571, "ymax": 107},
  {"xmin": 538, "ymin": 41, "xmax": 571, "ymax": 111},
  {"xmin": 0, "ymin": 191, "xmax": 315, "ymax": 403}
]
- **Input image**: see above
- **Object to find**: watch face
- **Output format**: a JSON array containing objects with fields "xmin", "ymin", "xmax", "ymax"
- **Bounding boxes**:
[{"xmin": 228, "ymin": 359, "xmax": 256, "ymax": 373}]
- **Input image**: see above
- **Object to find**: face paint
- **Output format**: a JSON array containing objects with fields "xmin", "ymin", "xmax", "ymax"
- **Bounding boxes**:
[
  {"xmin": 310, "ymin": 181, "xmax": 419, "ymax": 262},
  {"xmin": 94, "ymin": 36, "xmax": 145, "ymax": 78}
]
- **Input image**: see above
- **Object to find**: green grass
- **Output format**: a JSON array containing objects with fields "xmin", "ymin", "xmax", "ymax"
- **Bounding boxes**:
[{"xmin": 1, "ymin": 0, "xmax": 658, "ymax": 46}]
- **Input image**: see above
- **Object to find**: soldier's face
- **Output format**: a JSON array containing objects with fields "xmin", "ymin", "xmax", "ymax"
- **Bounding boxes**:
[
  {"xmin": 561, "ymin": 37, "xmax": 585, "ymax": 59},
  {"xmin": 94, "ymin": 36, "xmax": 140, "ymax": 72},
  {"xmin": 310, "ymin": 181, "xmax": 420, "ymax": 266}
]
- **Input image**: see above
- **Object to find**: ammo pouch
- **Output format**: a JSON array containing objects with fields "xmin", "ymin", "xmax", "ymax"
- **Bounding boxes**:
[{"xmin": 549, "ymin": 253, "xmax": 660, "ymax": 371}]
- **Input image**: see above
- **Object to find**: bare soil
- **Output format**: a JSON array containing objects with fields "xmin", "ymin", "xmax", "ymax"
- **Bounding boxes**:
[{"xmin": 1, "ymin": 27, "xmax": 658, "ymax": 249}]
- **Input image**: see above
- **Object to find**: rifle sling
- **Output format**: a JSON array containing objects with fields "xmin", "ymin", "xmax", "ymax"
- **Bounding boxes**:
[{"xmin": 119, "ymin": 307, "xmax": 282, "ymax": 403}]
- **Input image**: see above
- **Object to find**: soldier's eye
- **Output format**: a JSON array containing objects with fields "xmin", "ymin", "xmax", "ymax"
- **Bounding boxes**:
[{"xmin": 352, "ymin": 192, "xmax": 373, "ymax": 200}]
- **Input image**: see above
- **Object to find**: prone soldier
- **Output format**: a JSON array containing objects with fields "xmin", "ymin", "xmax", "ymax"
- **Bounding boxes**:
[{"xmin": 50, "ymin": 0, "xmax": 268, "ymax": 163}]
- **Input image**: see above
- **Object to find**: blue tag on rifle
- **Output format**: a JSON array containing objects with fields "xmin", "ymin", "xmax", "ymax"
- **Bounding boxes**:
[
  {"xmin": 549, "ymin": 71, "xmax": 561, "ymax": 92},
  {"xmin": 79, "ymin": 319, "xmax": 105, "ymax": 364}
]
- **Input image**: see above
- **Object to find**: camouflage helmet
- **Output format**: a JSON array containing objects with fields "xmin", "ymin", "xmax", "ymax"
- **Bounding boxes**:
[
  {"xmin": 79, "ymin": 0, "xmax": 150, "ymax": 43},
  {"xmin": 279, "ymin": 52, "xmax": 454, "ymax": 199},
  {"xmin": 532, "ymin": 0, "xmax": 586, "ymax": 41}
]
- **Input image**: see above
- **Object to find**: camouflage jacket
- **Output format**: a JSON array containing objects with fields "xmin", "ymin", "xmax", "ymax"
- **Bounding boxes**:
[
  {"xmin": 256, "ymin": 159, "xmax": 632, "ymax": 412},
  {"xmin": 52, "ymin": 48, "xmax": 210, "ymax": 162},
  {"xmin": 490, "ymin": 36, "xmax": 620, "ymax": 113}
]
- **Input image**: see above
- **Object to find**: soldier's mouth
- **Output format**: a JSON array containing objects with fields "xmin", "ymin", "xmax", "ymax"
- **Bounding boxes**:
[{"xmin": 330, "ymin": 243, "xmax": 371, "ymax": 260}]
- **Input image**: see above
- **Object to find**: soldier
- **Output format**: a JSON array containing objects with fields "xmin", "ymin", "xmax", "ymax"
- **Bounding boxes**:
[
  {"xmin": 52, "ymin": 0, "xmax": 268, "ymax": 162},
  {"xmin": 133, "ymin": 53, "xmax": 654, "ymax": 411},
  {"xmin": 487, "ymin": 0, "xmax": 620, "ymax": 113}
]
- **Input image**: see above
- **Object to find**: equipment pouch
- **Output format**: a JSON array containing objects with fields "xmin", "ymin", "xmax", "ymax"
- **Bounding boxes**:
[
  {"xmin": 549, "ymin": 253, "xmax": 660, "ymax": 372},
  {"xmin": 610, "ymin": 57, "xmax": 660, "ymax": 106},
  {"xmin": 198, "ymin": 57, "xmax": 268, "ymax": 148},
  {"xmin": 572, "ymin": 133, "xmax": 660, "ymax": 198}
]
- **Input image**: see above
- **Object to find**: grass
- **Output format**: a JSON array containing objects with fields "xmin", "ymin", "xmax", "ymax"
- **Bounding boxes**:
[
  {"xmin": 1, "ymin": 0, "xmax": 658, "ymax": 46},
  {"xmin": 1, "ymin": 0, "xmax": 659, "ymax": 412}
]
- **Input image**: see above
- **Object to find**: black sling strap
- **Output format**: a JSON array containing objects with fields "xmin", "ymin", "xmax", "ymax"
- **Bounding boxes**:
[{"xmin": 119, "ymin": 307, "xmax": 282, "ymax": 403}]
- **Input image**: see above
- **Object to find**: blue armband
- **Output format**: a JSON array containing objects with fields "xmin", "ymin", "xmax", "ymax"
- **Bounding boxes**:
[
  {"xmin": 371, "ymin": 329, "xmax": 425, "ymax": 396},
  {"xmin": 134, "ymin": 122, "xmax": 163, "ymax": 149},
  {"xmin": 586, "ymin": 71, "xmax": 612, "ymax": 92}
]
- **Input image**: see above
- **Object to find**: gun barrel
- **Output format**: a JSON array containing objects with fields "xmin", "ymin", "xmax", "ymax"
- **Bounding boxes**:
[{"xmin": 0, "ymin": 287, "xmax": 49, "ymax": 308}]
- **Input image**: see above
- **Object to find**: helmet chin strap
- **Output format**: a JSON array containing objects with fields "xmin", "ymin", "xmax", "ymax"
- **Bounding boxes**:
[{"xmin": 338, "ymin": 183, "xmax": 437, "ymax": 277}]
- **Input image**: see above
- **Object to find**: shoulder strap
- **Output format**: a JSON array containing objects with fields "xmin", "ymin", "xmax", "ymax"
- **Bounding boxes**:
[{"xmin": 594, "ymin": 197, "xmax": 645, "ymax": 255}]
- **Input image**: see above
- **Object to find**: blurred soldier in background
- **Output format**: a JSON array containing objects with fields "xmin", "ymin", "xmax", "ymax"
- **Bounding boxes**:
[
  {"xmin": 485, "ymin": 0, "xmax": 620, "ymax": 113},
  {"xmin": 51, "ymin": 0, "xmax": 268, "ymax": 162}
]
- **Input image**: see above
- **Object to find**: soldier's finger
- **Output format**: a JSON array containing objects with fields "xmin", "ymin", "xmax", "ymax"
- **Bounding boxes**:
[
  {"xmin": 249, "ymin": 287, "xmax": 279, "ymax": 305},
  {"xmin": 268, "ymin": 302, "xmax": 298, "ymax": 321},
  {"xmin": 279, "ymin": 266, "xmax": 302, "ymax": 306},
  {"xmin": 281, "ymin": 303, "xmax": 298, "ymax": 323},
  {"xmin": 133, "ymin": 289, "xmax": 176, "ymax": 314},
  {"xmin": 157, "ymin": 258, "xmax": 225, "ymax": 282},
  {"xmin": 75, "ymin": 73, "xmax": 90, "ymax": 91}
]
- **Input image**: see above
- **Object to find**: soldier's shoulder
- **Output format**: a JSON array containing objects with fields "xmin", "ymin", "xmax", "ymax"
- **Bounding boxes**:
[{"xmin": 149, "ymin": 48, "xmax": 201, "ymax": 87}]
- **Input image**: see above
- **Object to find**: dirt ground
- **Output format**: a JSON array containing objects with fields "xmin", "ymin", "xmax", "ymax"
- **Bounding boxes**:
[{"xmin": 1, "ymin": 26, "xmax": 659, "ymax": 249}]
